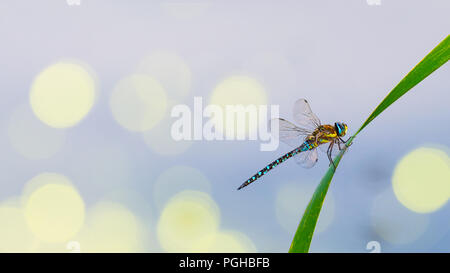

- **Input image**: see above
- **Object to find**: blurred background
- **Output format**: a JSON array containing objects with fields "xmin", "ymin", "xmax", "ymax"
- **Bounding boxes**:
[{"xmin": 0, "ymin": 0, "xmax": 449, "ymax": 252}]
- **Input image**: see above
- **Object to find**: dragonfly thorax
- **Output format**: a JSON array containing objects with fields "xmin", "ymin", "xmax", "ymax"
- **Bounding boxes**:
[{"xmin": 312, "ymin": 124, "xmax": 338, "ymax": 145}]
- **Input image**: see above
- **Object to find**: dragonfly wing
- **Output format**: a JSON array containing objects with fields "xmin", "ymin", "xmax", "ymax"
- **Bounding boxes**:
[
  {"xmin": 293, "ymin": 99, "xmax": 321, "ymax": 131},
  {"xmin": 269, "ymin": 118, "xmax": 313, "ymax": 148},
  {"xmin": 294, "ymin": 148, "xmax": 319, "ymax": 168}
]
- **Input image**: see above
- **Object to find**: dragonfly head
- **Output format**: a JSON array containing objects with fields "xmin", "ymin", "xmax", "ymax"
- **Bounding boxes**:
[{"xmin": 335, "ymin": 122, "xmax": 348, "ymax": 137}]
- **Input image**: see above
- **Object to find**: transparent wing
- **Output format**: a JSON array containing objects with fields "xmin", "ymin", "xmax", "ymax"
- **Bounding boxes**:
[
  {"xmin": 269, "ymin": 118, "xmax": 313, "ymax": 148},
  {"xmin": 294, "ymin": 148, "xmax": 319, "ymax": 168},
  {"xmin": 293, "ymin": 99, "xmax": 321, "ymax": 131}
]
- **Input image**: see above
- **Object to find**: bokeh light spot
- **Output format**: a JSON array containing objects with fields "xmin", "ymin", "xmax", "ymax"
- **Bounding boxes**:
[
  {"xmin": 392, "ymin": 146, "xmax": 450, "ymax": 213},
  {"xmin": 0, "ymin": 202, "xmax": 35, "ymax": 252},
  {"xmin": 157, "ymin": 190, "xmax": 220, "ymax": 252},
  {"xmin": 30, "ymin": 62, "xmax": 96, "ymax": 128},
  {"xmin": 210, "ymin": 75, "xmax": 268, "ymax": 137},
  {"xmin": 76, "ymin": 201, "xmax": 146, "ymax": 252},
  {"xmin": 153, "ymin": 165, "xmax": 211, "ymax": 210},
  {"xmin": 190, "ymin": 230, "xmax": 257, "ymax": 253},
  {"xmin": 110, "ymin": 74, "xmax": 167, "ymax": 132},
  {"xmin": 23, "ymin": 173, "xmax": 85, "ymax": 243}
]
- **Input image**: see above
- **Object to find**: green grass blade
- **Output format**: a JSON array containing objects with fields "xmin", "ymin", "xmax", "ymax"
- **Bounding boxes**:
[
  {"xmin": 288, "ymin": 35, "xmax": 450, "ymax": 253},
  {"xmin": 288, "ymin": 145, "xmax": 348, "ymax": 253}
]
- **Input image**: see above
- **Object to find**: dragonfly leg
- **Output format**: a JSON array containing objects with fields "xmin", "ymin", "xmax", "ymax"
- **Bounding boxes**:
[
  {"xmin": 314, "ymin": 133, "xmax": 322, "ymax": 146},
  {"xmin": 327, "ymin": 142, "xmax": 336, "ymax": 170},
  {"xmin": 337, "ymin": 139, "xmax": 347, "ymax": 151},
  {"xmin": 339, "ymin": 137, "xmax": 352, "ymax": 147},
  {"xmin": 337, "ymin": 140, "xmax": 343, "ymax": 151}
]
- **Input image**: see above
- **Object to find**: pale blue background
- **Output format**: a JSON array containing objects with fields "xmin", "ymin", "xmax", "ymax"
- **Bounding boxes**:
[{"xmin": 0, "ymin": 0, "xmax": 449, "ymax": 252}]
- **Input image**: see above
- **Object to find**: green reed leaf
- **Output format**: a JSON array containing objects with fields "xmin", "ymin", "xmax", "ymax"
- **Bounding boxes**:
[{"xmin": 289, "ymin": 35, "xmax": 450, "ymax": 253}]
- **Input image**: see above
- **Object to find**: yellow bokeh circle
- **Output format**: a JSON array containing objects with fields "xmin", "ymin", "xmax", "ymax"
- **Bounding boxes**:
[
  {"xmin": 210, "ymin": 76, "xmax": 267, "ymax": 107},
  {"xmin": 30, "ymin": 62, "xmax": 96, "ymax": 128},
  {"xmin": 210, "ymin": 75, "xmax": 268, "ymax": 137},
  {"xmin": 190, "ymin": 230, "xmax": 256, "ymax": 253},
  {"xmin": 76, "ymin": 201, "xmax": 145, "ymax": 252},
  {"xmin": 157, "ymin": 190, "xmax": 220, "ymax": 252},
  {"xmin": 153, "ymin": 165, "xmax": 211, "ymax": 210},
  {"xmin": 23, "ymin": 173, "xmax": 85, "ymax": 243},
  {"xmin": 110, "ymin": 74, "xmax": 168, "ymax": 132},
  {"xmin": 0, "ymin": 203, "xmax": 35, "ymax": 252},
  {"xmin": 392, "ymin": 147, "xmax": 450, "ymax": 213}
]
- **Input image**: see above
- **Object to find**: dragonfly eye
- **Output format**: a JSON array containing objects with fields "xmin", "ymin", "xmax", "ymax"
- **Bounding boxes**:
[{"xmin": 335, "ymin": 122, "xmax": 347, "ymax": 136}]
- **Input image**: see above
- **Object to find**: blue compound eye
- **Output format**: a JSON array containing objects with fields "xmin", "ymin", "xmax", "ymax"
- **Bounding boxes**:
[{"xmin": 335, "ymin": 122, "xmax": 344, "ymax": 136}]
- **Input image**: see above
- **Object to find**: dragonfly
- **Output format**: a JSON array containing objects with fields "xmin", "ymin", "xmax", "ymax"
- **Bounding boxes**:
[{"xmin": 237, "ymin": 98, "xmax": 350, "ymax": 190}]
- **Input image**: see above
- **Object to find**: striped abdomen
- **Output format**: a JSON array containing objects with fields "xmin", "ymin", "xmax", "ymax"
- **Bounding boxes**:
[{"xmin": 237, "ymin": 139, "xmax": 318, "ymax": 190}]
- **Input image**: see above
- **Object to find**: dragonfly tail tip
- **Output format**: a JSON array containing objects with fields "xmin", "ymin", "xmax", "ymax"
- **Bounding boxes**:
[{"xmin": 237, "ymin": 183, "xmax": 247, "ymax": 190}]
